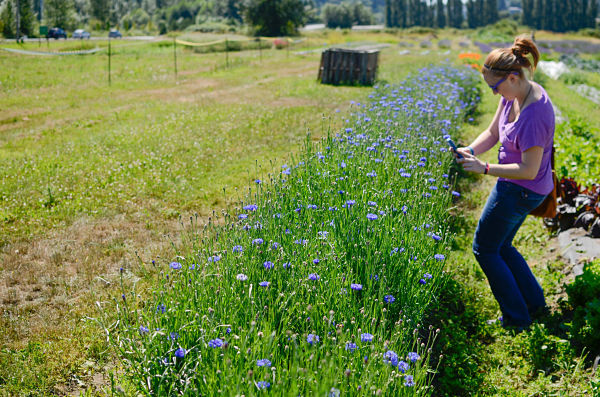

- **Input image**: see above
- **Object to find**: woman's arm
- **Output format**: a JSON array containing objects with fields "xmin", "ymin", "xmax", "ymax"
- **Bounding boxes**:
[
  {"xmin": 455, "ymin": 98, "xmax": 503, "ymax": 157},
  {"xmin": 457, "ymin": 146, "xmax": 544, "ymax": 180}
]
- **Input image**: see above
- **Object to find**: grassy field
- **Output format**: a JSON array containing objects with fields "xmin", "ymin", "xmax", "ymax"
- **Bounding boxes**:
[{"xmin": 1, "ymin": 27, "xmax": 599, "ymax": 395}]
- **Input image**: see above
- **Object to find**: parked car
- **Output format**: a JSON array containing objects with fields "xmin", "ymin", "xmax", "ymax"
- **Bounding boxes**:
[
  {"xmin": 108, "ymin": 29, "xmax": 122, "ymax": 39},
  {"xmin": 47, "ymin": 27, "xmax": 67, "ymax": 39},
  {"xmin": 72, "ymin": 29, "xmax": 91, "ymax": 39}
]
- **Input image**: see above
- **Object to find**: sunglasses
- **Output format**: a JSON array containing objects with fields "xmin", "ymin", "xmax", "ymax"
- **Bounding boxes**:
[{"xmin": 487, "ymin": 72, "xmax": 519, "ymax": 93}]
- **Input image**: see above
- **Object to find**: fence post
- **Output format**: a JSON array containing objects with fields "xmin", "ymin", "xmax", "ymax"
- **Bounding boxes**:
[
  {"xmin": 108, "ymin": 37, "xmax": 111, "ymax": 86},
  {"xmin": 225, "ymin": 39, "xmax": 229, "ymax": 68},
  {"xmin": 173, "ymin": 36, "xmax": 178, "ymax": 80}
]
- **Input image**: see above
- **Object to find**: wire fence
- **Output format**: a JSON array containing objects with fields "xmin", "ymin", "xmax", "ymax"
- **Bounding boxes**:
[{"xmin": 1, "ymin": 36, "xmax": 317, "ymax": 86}]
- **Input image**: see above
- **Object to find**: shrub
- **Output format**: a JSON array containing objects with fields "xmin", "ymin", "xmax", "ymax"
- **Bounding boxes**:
[
  {"xmin": 527, "ymin": 323, "xmax": 571, "ymax": 373},
  {"xmin": 566, "ymin": 260, "xmax": 600, "ymax": 353},
  {"xmin": 559, "ymin": 71, "xmax": 590, "ymax": 86}
]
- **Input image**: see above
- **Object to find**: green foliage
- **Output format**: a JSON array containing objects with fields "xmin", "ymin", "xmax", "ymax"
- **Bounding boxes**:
[
  {"xmin": 566, "ymin": 260, "xmax": 600, "ymax": 353},
  {"xmin": 559, "ymin": 71, "xmax": 590, "ymax": 85},
  {"xmin": 244, "ymin": 0, "xmax": 306, "ymax": 36},
  {"xmin": 1, "ymin": 0, "xmax": 14, "ymax": 38},
  {"xmin": 45, "ymin": 0, "xmax": 76, "ymax": 30},
  {"xmin": 322, "ymin": 2, "xmax": 373, "ymax": 29},
  {"xmin": 426, "ymin": 275, "xmax": 488, "ymax": 396},
  {"xmin": 555, "ymin": 117, "xmax": 600, "ymax": 186},
  {"xmin": 579, "ymin": 28, "xmax": 600, "ymax": 39},
  {"xmin": 522, "ymin": 0, "xmax": 597, "ymax": 32},
  {"xmin": 473, "ymin": 18, "xmax": 519, "ymax": 43},
  {"xmin": 527, "ymin": 323, "xmax": 571, "ymax": 373}
]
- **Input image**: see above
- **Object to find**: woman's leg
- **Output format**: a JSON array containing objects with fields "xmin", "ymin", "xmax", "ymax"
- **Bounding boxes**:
[
  {"xmin": 472, "ymin": 182, "xmax": 546, "ymax": 327},
  {"xmin": 500, "ymin": 221, "xmax": 546, "ymax": 314}
]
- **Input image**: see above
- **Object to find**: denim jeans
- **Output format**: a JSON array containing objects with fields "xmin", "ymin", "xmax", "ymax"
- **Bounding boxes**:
[{"xmin": 473, "ymin": 181, "xmax": 548, "ymax": 327}]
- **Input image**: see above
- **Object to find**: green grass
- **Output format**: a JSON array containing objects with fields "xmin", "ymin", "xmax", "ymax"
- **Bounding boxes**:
[
  {"xmin": 1, "ymin": 28, "xmax": 599, "ymax": 395},
  {"xmin": 0, "ymin": 31, "xmax": 455, "ymax": 395}
]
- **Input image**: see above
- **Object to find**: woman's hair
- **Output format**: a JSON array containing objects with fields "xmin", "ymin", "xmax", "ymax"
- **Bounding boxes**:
[{"xmin": 482, "ymin": 34, "xmax": 540, "ymax": 78}]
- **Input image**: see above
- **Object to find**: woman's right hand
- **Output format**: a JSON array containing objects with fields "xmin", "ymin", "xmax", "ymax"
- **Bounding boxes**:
[{"xmin": 452, "ymin": 147, "xmax": 472, "ymax": 159}]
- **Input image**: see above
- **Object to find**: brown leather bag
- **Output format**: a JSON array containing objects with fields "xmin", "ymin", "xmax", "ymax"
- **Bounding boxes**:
[{"xmin": 530, "ymin": 147, "xmax": 559, "ymax": 218}]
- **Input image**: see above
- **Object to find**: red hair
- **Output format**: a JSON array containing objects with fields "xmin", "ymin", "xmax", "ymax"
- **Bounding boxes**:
[{"xmin": 482, "ymin": 34, "xmax": 540, "ymax": 79}]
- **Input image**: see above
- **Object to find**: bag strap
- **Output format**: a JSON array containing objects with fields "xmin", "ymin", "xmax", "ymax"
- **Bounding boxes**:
[{"xmin": 551, "ymin": 146, "xmax": 555, "ymax": 170}]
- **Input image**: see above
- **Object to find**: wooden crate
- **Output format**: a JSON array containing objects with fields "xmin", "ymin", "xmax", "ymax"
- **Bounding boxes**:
[{"xmin": 318, "ymin": 48, "xmax": 379, "ymax": 86}]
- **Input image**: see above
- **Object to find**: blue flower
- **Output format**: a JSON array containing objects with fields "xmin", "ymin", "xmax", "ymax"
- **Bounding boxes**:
[
  {"xmin": 239, "ymin": 214, "xmax": 248, "ymax": 219},
  {"xmin": 419, "ymin": 278, "xmax": 427, "ymax": 285},
  {"xmin": 404, "ymin": 375, "xmax": 415, "ymax": 387},
  {"xmin": 156, "ymin": 304, "xmax": 166, "ymax": 314},
  {"xmin": 366, "ymin": 171, "xmax": 377, "ymax": 177},
  {"xmin": 452, "ymin": 191, "xmax": 461, "ymax": 197},
  {"xmin": 283, "ymin": 262, "xmax": 291, "ymax": 269},
  {"xmin": 208, "ymin": 255, "xmax": 221, "ymax": 262},
  {"xmin": 431, "ymin": 233, "xmax": 442, "ymax": 241},
  {"xmin": 345, "ymin": 200, "xmax": 356, "ymax": 207},
  {"xmin": 175, "ymin": 348, "xmax": 186, "ymax": 358},
  {"xmin": 408, "ymin": 352, "xmax": 421, "ymax": 362},
  {"xmin": 313, "ymin": 258, "xmax": 320, "ymax": 264},
  {"xmin": 139, "ymin": 326, "xmax": 149, "ymax": 334},
  {"xmin": 307, "ymin": 334, "xmax": 320, "ymax": 344},
  {"xmin": 208, "ymin": 338, "xmax": 224, "ymax": 348},
  {"xmin": 307, "ymin": 204, "xmax": 318, "ymax": 209},
  {"xmin": 351, "ymin": 283, "xmax": 362, "ymax": 291},
  {"xmin": 360, "ymin": 333, "xmax": 374, "ymax": 342},
  {"xmin": 308, "ymin": 273, "xmax": 320, "ymax": 281},
  {"xmin": 345, "ymin": 342, "xmax": 357, "ymax": 352},
  {"xmin": 434, "ymin": 254, "xmax": 445, "ymax": 261},
  {"xmin": 255, "ymin": 179, "xmax": 262, "ymax": 184},
  {"xmin": 384, "ymin": 294, "xmax": 395, "ymax": 303},
  {"xmin": 424, "ymin": 273, "xmax": 433, "ymax": 279},
  {"xmin": 169, "ymin": 332, "xmax": 179, "ymax": 340},
  {"xmin": 257, "ymin": 381, "xmax": 270, "ymax": 389},
  {"xmin": 252, "ymin": 238, "xmax": 264, "ymax": 245},
  {"xmin": 257, "ymin": 358, "xmax": 272, "ymax": 367},
  {"xmin": 232, "ymin": 245, "xmax": 243, "ymax": 253},
  {"xmin": 398, "ymin": 360, "xmax": 410, "ymax": 373},
  {"xmin": 263, "ymin": 261, "xmax": 274, "ymax": 270},
  {"xmin": 243, "ymin": 204, "xmax": 258, "ymax": 211},
  {"xmin": 366, "ymin": 213, "xmax": 378, "ymax": 220},
  {"xmin": 368, "ymin": 201, "xmax": 377, "ymax": 207},
  {"xmin": 259, "ymin": 281, "xmax": 270, "ymax": 287},
  {"xmin": 236, "ymin": 273, "xmax": 248, "ymax": 281},
  {"xmin": 169, "ymin": 262, "xmax": 182, "ymax": 270},
  {"xmin": 383, "ymin": 350, "xmax": 399, "ymax": 366}
]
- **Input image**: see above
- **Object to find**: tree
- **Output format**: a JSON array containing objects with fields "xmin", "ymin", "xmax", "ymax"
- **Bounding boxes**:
[
  {"xmin": 90, "ymin": 0, "xmax": 109, "ymax": 25},
  {"xmin": 45, "ymin": 0, "xmax": 75, "ymax": 28},
  {"xmin": 436, "ymin": 0, "xmax": 445, "ymax": 28},
  {"xmin": 447, "ymin": 0, "xmax": 463, "ymax": 28},
  {"xmin": 1, "ymin": 0, "xmax": 15, "ymax": 37},
  {"xmin": 244, "ymin": 0, "xmax": 306, "ymax": 36},
  {"xmin": 17, "ymin": 0, "xmax": 35, "ymax": 36},
  {"xmin": 323, "ymin": 3, "xmax": 352, "ymax": 28}
]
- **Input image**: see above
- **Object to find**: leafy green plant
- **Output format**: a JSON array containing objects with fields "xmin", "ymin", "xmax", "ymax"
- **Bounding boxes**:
[
  {"xmin": 559, "ymin": 71, "xmax": 590, "ymax": 86},
  {"xmin": 566, "ymin": 260, "xmax": 600, "ymax": 353},
  {"xmin": 555, "ymin": 118, "xmax": 600, "ymax": 186},
  {"xmin": 527, "ymin": 323, "xmax": 571, "ymax": 373}
]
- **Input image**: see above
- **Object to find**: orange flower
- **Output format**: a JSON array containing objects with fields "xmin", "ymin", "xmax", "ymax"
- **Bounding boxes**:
[{"xmin": 458, "ymin": 53, "xmax": 481, "ymax": 61}]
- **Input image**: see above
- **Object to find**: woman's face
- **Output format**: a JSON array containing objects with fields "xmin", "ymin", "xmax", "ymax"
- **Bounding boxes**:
[{"xmin": 483, "ymin": 72, "xmax": 520, "ymax": 100}]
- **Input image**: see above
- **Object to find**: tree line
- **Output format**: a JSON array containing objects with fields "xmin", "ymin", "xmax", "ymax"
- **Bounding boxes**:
[
  {"xmin": 522, "ymin": 0, "xmax": 598, "ymax": 32},
  {"xmin": 1, "ymin": 0, "xmax": 599, "ymax": 39}
]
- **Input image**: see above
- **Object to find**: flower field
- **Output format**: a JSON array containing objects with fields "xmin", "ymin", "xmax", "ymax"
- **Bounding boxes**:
[{"xmin": 103, "ymin": 65, "xmax": 480, "ymax": 395}]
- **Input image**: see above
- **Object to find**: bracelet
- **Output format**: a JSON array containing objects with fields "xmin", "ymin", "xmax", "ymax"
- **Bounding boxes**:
[
  {"xmin": 466, "ymin": 146, "xmax": 474, "ymax": 155},
  {"xmin": 484, "ymin": 162, "xmax": 490, "ymax": 175}
]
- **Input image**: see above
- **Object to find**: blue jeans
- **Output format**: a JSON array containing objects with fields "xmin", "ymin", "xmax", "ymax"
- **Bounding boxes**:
[{"xmin": 473, "ymin": 181, "xmax": 547, "ymax": 327}]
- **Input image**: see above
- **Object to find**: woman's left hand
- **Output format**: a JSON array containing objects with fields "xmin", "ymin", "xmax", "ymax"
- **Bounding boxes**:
[{"xmin": 456, "ymin": 152, "xmax": 487, "ymax": 174}]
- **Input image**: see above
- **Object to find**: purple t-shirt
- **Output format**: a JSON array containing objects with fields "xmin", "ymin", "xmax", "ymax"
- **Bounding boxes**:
[{"xmin": 497, "ymin": 84, "xmax": 555, "ymax": 195}]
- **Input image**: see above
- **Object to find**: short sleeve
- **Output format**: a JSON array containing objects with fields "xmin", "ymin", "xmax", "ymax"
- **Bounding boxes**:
[{"xmin": 516, "ymin": 115, "xmax": 549, "ymax": 152}]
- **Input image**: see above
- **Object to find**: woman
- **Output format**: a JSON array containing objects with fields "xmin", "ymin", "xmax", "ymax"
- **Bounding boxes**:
[{"xmin": 454, "ymin": 34, "xmax": 554, "ymax": 329}]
